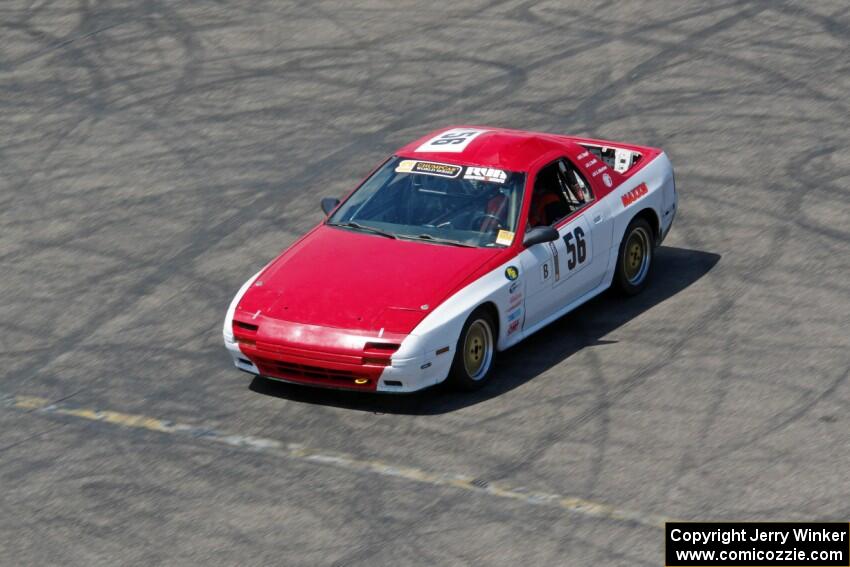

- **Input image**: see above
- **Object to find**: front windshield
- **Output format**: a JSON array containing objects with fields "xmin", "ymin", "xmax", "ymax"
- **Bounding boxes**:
[{"xmin": 327, "ymin": 156, "xmax": 526, "ymax": 247}]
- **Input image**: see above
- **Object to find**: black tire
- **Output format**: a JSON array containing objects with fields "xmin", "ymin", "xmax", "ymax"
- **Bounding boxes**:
[
  {"xmin": 614, "ymin": 217, "xmax": 654, "ymax": 296},
  {"xmin": 447, "ymin": 307, "xmax": 497, "ymax": 391}
]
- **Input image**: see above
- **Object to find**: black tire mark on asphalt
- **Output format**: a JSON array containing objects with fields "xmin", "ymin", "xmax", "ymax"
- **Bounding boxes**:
[{"xmin": 3, "ymin": 1, "xmax": 850, "ymax": 563}]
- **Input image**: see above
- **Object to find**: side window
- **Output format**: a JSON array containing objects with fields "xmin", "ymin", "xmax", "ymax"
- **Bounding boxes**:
[
  {"xmin": 528, "ymin": 162, "xmax": 571, "ymax": 228},
  {"xmin": 528, "ymin": 158, "xmax": 596, "ymax": 228},
  {"xmin": 556, "ymin": 159, "xmax": 594, "ymax": 210}
]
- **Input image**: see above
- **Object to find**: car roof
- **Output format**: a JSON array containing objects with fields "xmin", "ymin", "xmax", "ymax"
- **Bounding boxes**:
[{"xmin": 395, "ymin": 126, "xmax": 587, "ymax": 172}]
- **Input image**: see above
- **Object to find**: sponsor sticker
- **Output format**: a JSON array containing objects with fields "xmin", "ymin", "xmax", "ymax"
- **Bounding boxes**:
[
  {"xmin": 495, "ymin": 229, "xmax": 515, "ymax": 246},
  {"xmin": 508, "ymin": 292, "xmax": 523, "ymax": 309},
  {"xmin": 507, "ymin": 319, "xmax": 520, "ymax": 335},
  {"xmin": 507, "ymin": 307, "xmax": 523, "ymax": 322},
  {"xmin": 395, "ymin": 159, "xmax": 416, "ymax": 173},
  {"xmin": 505, "ymin": 266, "xmax": 519, "ymax": 281},
  {"xmin": 621, "ymin": 182, "xmax": 649, "ymax": 207},
  {"xmin": 547, "ymin": 241, "xmax": 560, "ymax": 281},
  {"xmin": 415, "ymin": 128, "xmax": 487, "ymax": 153},
  {"xmin": 602, "ymin": 172, "xmax": 613, "ymax": 187},
  {"xmin": 508, "ymin": 281, "xmax": 519, "ymax": 294},
  {"xmin": 395, "ymin": 160, "xmax": 462, "ymax": 178},
  {"xmin": 464, "ymin": 166, "xmax": 507, "ymax": 184}
]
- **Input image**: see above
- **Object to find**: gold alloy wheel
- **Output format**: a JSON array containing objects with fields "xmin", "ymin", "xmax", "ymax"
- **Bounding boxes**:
[
  {"xmin": 463, "ymin": 319, "xmax": 493, "ymax": 380},
  {"xmin": 623, "ymin": 226, "xmax": 651, "ymax": 285}
]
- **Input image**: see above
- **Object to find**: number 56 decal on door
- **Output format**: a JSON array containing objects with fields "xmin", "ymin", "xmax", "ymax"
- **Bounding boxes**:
[
  {"xmin": 547, "ymin": 214, "xmax": 597, "ymax": 305},
  {"xmin": 563, "ymin": 226, "xmax": 587, "ymax": 270},
  {"xmin": 554, "ymin": 215, "xmax": 594, "ymax": 287}
]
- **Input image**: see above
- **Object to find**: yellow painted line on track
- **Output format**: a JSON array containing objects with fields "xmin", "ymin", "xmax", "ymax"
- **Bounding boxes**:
[{"xmin": 2, "ymin": 392, "xmax": 669, "ymax": 529}]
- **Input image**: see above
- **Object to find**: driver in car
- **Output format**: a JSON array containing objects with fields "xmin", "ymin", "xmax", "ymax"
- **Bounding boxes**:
[{"xmin": 481, "ymin": 187, "xmax": 510, "ymax": 232}]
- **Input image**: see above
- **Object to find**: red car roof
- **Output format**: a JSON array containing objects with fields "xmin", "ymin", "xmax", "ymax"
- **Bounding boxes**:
[{"xmin": 396, "ymin": 125, "xmax": 589, "ymax": 171}]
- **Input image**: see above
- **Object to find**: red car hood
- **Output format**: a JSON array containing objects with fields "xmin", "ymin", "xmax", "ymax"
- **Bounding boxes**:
[{"xmin": 236, "ymin": 225, "xmax": 505, "ymax": 334}]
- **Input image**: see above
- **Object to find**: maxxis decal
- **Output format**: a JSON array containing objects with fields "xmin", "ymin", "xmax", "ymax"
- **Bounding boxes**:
[{"xmin": 622, "ymin": 182, "xmax": 649, "ymax": 207}]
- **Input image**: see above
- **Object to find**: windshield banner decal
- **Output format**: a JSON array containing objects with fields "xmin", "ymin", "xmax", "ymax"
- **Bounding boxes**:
[
  {"xmin": 464, "ymin": 166, "xmax": 507, "ymax": 184},
  {"xmin": 395, "ymin": 160, "xmax": 463, "ymax": 178}
]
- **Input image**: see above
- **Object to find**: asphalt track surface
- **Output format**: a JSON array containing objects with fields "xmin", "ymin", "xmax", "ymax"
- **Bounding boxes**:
[{"xmin": 1, "ymin": 1, "xmax": 849, "ymax": 565}]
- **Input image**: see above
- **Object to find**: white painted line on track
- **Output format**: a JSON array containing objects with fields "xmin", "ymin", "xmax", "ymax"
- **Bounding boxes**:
[{"xmin": 1, "ymin": 392, "xmax": 669, "ymax": 529}]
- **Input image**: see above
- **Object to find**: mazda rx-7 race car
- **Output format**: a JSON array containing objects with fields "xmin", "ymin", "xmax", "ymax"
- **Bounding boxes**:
[{"xmin": 224, "ymin": 127, "xmax": 677, "ymax": 392}]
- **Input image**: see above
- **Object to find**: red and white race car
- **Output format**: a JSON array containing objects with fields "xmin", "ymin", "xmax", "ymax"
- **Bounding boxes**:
[{"xmin": 224, "ymin": 126, "xmax": 677, "ymax": 392}]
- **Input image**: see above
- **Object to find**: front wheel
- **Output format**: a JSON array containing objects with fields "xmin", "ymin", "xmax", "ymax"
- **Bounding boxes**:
[
  {"xmin": 447, "ymin": 307, "xmax": 496, "ymax": 391},
  {"xmin": 614, "ymin": 217, "xmax": 654, "ymax": 295}
]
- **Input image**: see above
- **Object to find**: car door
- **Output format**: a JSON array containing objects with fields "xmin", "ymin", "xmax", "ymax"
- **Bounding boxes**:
[
  {"xmin": 521, "ymin": 159, "xmax": 581, "ymax": 328},
  {"xmin": 550, "ymin": 158, "xmax": 607, "ymax": 304},
  {"xmin": 522, "ymin": 158, "xmax": 610, "ymax": 329}
]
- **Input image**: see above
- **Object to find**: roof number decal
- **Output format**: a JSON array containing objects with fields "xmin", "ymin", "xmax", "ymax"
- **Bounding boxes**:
[
  {"xmin": 415, "ymin": 128, "xmax": 487, "ymax": 153},
  {"xmin": 395, "ymin": 160, "xmax": 462, "ymax": 178}
]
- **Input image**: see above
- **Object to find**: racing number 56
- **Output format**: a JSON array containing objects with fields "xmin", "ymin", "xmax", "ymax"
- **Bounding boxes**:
[
  {"xmin": 563, "ymin": 227, "xmax": 586, "ymax": 270},
  {"xmin": 432, "ymin": 131, "xmax": 478, "ymax": 145}
]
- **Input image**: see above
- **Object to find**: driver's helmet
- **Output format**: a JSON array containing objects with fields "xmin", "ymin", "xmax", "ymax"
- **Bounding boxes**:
[{"xmin": 565, "ymin": 171, "xmax": 586, "ymax": 201}]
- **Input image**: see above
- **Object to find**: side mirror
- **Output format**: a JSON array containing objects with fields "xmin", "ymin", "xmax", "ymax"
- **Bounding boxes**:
[
  {"xmin": 523, "ymin": 225, "xmax": 559, "ymax": 247},
  {"xmin": 321, "ymin": 197, "xmax": 340, "ymax": 216}
]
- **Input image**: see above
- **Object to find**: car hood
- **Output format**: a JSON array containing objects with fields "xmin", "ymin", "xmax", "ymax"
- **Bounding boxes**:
[{"xmin": 236, "ymin": 225, "xmax": 503, "ymax": 334}]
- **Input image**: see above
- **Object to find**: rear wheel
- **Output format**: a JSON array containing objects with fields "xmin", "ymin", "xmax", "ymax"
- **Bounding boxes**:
[
  {"xmin": 614, "ymin": 217, "xmax": 654, "ymax": 295},
  {"xmin": 447, "ymin": 307, "xmax": 496, "ymax": 390}
]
